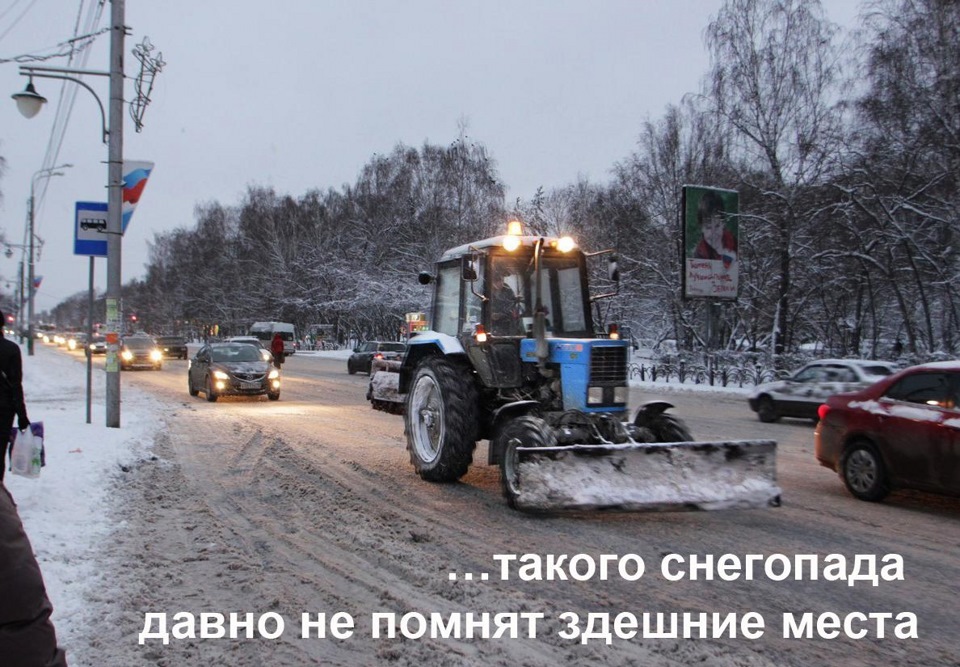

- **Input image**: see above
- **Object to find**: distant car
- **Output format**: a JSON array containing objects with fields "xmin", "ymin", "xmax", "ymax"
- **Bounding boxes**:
[
  {"xmin": 188, "ymin": 342, "xmax": 280, "ymax": 402},
  {"xmin": 66, "ymin": 332, "xmax": 87, "ymax": 352},
  {"xmin": 815, "ymin": 361, "xmax": 960, "ymax": 501},
  {"xmin": 88, "ymin": 334, "xmax": 107, "ymax": 355},
  {"xmin": 155, "ymin": 335, "xmax": 189, "ymax": 360},
  {"xmin": 347, "ymin": 341, "xmax": 407, "ymax": 375},
  {"xmin": 225, "ymin": 336, "xmax": 273, "ymax": 362},
  {"xmin": 120, "ymin": 335, "xmax": 163, "ymax": 370},
  {"xmin": 748, "ymin": 359, "xmax": 897, "ymax": 422}
]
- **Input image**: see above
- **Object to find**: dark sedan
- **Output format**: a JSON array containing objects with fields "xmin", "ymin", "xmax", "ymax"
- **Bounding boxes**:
[
  {"xmin": 156, "ymin": 335, "xmax": 189, "ymax": 360},
  {"xmin": 120, "ymin": 335, "xmax": 163, "ymax": 370},
  {"xmin": 188, "ymin": 342, "xmax": 280, "ymax": 402},
  {"xmin": 815, "ymin": 361, "xmax": 960, "ymax": 501},
  {"xmin": 347, "ymin": 341, "xmax": 406, "ymax": 375}
]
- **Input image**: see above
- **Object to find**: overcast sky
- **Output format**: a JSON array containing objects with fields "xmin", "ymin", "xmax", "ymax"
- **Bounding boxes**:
[{"xmin": 0, "ymin": 0, "xmax": 861, "ymax": 315}]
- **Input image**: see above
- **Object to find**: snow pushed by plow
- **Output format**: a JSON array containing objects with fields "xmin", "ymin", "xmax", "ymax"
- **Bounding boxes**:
[{"xmin": 513, "ymin": 440, "xmax": 781, "ymax": 512}]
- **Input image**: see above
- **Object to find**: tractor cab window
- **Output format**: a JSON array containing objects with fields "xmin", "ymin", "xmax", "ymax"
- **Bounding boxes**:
[
  {"xmin": 487, "ymin": 252, "xmax": 590, "ymax": 337},
  {"xmin": 433, "ymin": 261, "xmax": 462, "ymax": 337}
]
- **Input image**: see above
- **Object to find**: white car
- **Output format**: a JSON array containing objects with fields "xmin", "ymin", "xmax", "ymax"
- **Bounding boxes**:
[
  {"xmin": 225, "ymin": 336, "xmax": 273, "ymax": 362},
  {"xmin": 748, "ymin": 359, "xmax": 897, "ymax": 422}
]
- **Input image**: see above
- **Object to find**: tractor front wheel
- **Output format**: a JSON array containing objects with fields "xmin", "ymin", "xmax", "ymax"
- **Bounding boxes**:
[
  {"xmin": 404, "ymin": 357, "xmax": 478, "ymax": 482},
  {"xmin": 634, "ymin": 409, "xmax": 693, "ymax": 443},
  {"xmin": 498, "ymin": 416, "xmax": 557, "ymax": 509}
]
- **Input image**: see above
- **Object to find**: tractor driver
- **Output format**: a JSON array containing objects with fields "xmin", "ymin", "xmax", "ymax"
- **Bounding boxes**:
[{"xmin": 490, "ymin": 272, "xmax": 522, "ymax": 335}]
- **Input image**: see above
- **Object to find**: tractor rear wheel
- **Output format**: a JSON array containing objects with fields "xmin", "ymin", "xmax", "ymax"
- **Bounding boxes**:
[
  {"xmin": 498, "ymin": 416, "xmax": 556, "ymax": 509},
  {"xmin": 404, "ymin": 357, "xmax": 478, "ymax": 482}
]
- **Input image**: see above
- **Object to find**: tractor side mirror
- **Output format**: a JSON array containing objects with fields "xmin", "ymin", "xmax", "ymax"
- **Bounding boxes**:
[
  {"xmin": 418, "ymin": 271, "xmax": 433, "ymax": 285},
  {"xmin": 461, "ymin": 256, "xmax": 478, "ymax": 281}
]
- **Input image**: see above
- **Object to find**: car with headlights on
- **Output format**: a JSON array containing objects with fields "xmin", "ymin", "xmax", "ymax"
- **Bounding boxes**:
[
  {"xmin": 155, "ymin": 335, "xmax": 189, "ymax": 360},
  {"xmin": 120, "ymin": 335, "xmax": 163, "ymax": 370},
  {"xmin": 347, "ymin": 341, "xmax": 407, "ymax": 375},
  {"xmin": 815, "ymin": 361, "xmax": 960, "ymax": 502},
  {"xmin": 88, "ymin": 334, "xmax": 107, "ymax": 355},
  {"xmin": 188, "ymin": 342, "xmax": 280, "ymax": 402},
  {"xmin": 748, "ymin": 358, "xmax": 897, "ymax": 422}
]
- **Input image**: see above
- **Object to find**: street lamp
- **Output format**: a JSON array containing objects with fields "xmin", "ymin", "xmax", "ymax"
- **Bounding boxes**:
[
  {"xmin": 13, "ymin": 1, "xmax": 126, "ymax": 427},
  {"xmin": 10, "ymin": 77, "xmax": 47, "ymax": 118},
  {"xmin": 26, "ymin": 165, "xmax": 73, "ymax": 356}
]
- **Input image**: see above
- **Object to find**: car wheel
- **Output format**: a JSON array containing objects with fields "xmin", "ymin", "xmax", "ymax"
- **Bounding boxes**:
[
  {"xmin": 841, "ymin": 440, "xmax": 889, "ymax": 502},
  {"xmin": 267, "ymin": 391, "xmax": 280, "ymax": 401},
  {"xmin": 188, "ymin": 376, "xmax": 199, "ymax": 397},
  {"xmin": 205, "ymin": 375, "xmax": 218, "ymax": 403},
  {"xmin": 757, "ymin": 396, "xmax": 780, "ymax": 423},
  {"xmin": 347, "ymin": 361, "xmax": 356, "ymax": 375}
]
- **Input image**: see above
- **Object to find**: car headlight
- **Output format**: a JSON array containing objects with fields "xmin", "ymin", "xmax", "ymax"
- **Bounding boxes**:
[
  {"xmin": 268, "ymin": 369, "xmax": 280, "ymax": 379},
  {"xmin": 121, "ymin": 350, "xmax": 133, "ymax": 361},
  {"xmin": 68, "ymin": 340, "xmax": 77, "ymax": 350},
  {"xmin": 150, "ymin": 349, "xmax": 163, "ymax": 362},
  {"xmin": 213, "ymin": 370, "xmax": 230, "ymax": 380}
]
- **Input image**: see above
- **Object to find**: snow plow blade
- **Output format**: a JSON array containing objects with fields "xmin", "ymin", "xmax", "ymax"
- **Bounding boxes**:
[
  {"xmin": 511, "ymin": 440, "xmax": 780, "ymax": 512},
  {"xmin": 368, "ymin": 361, "xmax": 405, "ymax": 415}
]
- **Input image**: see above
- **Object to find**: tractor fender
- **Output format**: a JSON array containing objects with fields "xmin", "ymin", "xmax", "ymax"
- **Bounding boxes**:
[
  {"xmin": 632, "ymin": 400, "xmax": 676, "ymax": 422},
  {"xmin": 400, "ymin": 332, "xmax": 467, "ymax": 394}
]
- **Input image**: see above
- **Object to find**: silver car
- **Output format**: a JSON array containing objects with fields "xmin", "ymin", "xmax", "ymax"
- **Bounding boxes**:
[{"xmin": 748, "ymin": 359, "xmax": 897, "ymax": 422}]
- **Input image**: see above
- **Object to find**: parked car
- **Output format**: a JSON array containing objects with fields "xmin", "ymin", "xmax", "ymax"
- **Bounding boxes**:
[
  {"xmin": 748, "ymin": 359, "xmax": 897, "ymax": 422},
  {"xmin": 347, "ymin": 341, "xmax": 407, "ymax": 375},
  {"xmin": 155, "ymin": 335, "xmax": 189, "ymax": 360},
  {"xmin": 120, "ymin": 335, "xmax": 163, "ymax": 371},
  {"xmin": 815, "ymin": 361, "xmax": 960, "ymax": 501},
  {"xmin": 188, "ymin": 342, "xmax": 280, "ymax": 402}
]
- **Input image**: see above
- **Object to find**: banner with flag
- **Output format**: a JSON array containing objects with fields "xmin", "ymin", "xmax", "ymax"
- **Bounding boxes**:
[{"xmin": 121, "ymin": 160, "xmax": 154, "ymax": 232}]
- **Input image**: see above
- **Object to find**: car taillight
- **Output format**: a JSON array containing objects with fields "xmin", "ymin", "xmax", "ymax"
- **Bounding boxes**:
[
  {"xmin": 817, "ymin": 404, "xmax": 830, "ymax": 421},
  {"xmin": 374, "ymin": 353, "xmax": 383, "ymax": 359}
]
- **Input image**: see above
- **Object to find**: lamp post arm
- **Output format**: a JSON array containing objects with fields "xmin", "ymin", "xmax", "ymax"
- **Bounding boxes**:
[{"xmin": 18, "ymin": 68, "xmax": 108, "ymax": 143}]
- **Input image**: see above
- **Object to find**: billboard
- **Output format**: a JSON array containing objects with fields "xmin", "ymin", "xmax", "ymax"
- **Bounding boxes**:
[{"xmin": 681, "ymin": 185, "xmax": 739, "ymax": 300}]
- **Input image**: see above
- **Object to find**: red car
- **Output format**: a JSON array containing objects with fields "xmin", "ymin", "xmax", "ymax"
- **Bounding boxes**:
[{"xmin": 815, "ymin": 361, "xmax": 960, "ymax": 501}]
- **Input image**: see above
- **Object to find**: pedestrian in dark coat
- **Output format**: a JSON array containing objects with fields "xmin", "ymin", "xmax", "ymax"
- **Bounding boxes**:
[
  {"xmin": 0, "ymin": 312, "xmax": 30, "ymax": 481},
  {"xmin": 0, "ymin": 309, "xmax": 67, "ymax": 665},
  {"xmin": 270, "ymin": 332, "xmax": 285, "ymax": 370},
  {"xmin": 0, "ymin": 485, "xmax": 68, "ymax": 666}
]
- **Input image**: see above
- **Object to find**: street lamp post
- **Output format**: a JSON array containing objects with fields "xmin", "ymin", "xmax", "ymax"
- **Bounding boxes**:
[
  {"xmin": 12, "ymin": 0, "xmax": 126, "ymax": 427},
  {"xmin": 27, "ymin": 165, "xmax": 72, "ymax": 356}
]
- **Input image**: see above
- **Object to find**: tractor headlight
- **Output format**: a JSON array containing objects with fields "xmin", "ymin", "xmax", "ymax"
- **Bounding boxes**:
[
  {"xmin": 587, "ymin": 386, "xmax": 604, "ymax": 405},
  {"xmin": 613, "ymin": 386, "xmax": 629, "ymax": 404}
]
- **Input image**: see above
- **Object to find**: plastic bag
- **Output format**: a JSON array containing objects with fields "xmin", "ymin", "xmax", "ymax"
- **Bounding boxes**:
[{"xmin": 10, "ymin": 421, "xmax": 44, "ymax": 479}]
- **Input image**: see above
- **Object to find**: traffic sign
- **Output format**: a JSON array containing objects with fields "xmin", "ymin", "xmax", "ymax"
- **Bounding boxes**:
[
  {"xmin": 74, "ymin": 201, "xmax": 109, "ymax": 257},
  {"xmin": 73, "ymin": 160, "xmax": 154, "ymax": 257}
]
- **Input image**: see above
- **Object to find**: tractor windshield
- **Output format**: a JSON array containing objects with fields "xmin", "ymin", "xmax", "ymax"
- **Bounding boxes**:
[{"xmin": 488, "ymin": 252, "xmax": 590, "ymax": 337}]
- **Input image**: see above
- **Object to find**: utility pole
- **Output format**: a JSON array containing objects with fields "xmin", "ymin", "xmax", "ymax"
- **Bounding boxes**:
[{"xmin": 105, "ymin": 0, "xmax": 125, "ymax": 427}]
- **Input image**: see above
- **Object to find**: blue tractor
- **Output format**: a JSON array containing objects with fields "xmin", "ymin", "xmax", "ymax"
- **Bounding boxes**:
[{"xmin": 369, "ymin": 223, "xmax": 779, "ymax": 511}]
